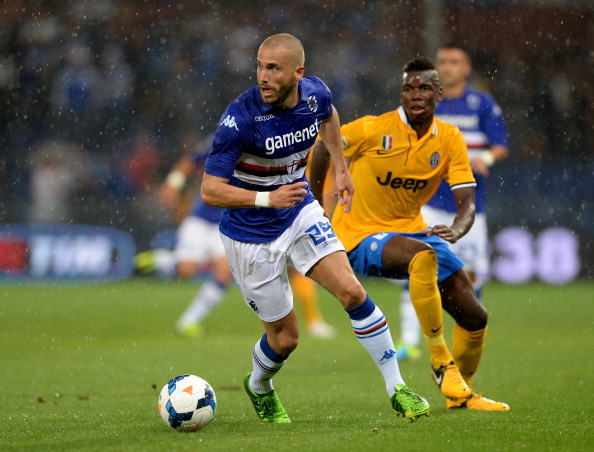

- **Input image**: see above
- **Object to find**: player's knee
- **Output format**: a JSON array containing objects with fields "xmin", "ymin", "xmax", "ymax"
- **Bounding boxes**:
[
  {"xmin": 441, "ymin": 270, "xmax": 488, "ymax": 330},
  {"xmin": 275, "ymin": 333, "xmax": 299, "ymax": 356},
  {"xmin": 462, "ymin": 305, "xmax": 488, "ymax": 331},
  {"xmin": 177, "ymin": 262, "xmax": 201, "ymax": 279},
  {"xmin": 212, "ymin": 258, "xmax": 233, "ymax": 285},
  {"xmin": 335, "ymin": 278, "xmax": 366, "ymax": 310},
  {"xmin": 474, "ymin": 301, "xmax": 488, "ymax": 328},
  {"xmin": 452, "ymin": 289, "xmax": 488, "ymax": 331},
  {"xmin": 408, "ymin": 249, "xmax": 438, "ymax": 284}
]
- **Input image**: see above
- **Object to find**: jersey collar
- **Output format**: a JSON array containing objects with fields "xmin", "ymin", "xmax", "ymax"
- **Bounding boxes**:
[{"xmin": 397, "ymin": 106, "xmax": 439, "ymax": 135}]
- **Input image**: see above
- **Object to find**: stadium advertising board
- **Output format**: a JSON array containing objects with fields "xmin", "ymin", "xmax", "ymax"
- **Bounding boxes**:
[
  {"xmin": 491, "ymin": 226, "xmax": 581, "ymax": 285},
  {"xmin": 0, "ymin": 223, "xmax": 135, "ymax": 284},
  {"xmin": 0, "ymin": 223, "xmax": 582, "ymax": 285},
  {"xmin": 144, "ymin": 225, "xmax": 583, "ymax": 285}
]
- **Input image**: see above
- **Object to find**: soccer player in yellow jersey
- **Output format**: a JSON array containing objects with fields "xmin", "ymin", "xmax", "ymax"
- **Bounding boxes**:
[{"xmin": 310, "ymin": 57, "xmax": 509, "ymax": 411}]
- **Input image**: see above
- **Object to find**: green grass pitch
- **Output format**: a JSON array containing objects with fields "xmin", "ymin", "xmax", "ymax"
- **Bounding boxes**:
[{"xmin": 1, "ymin": 278, "xmax": 592, "ymax": 451}]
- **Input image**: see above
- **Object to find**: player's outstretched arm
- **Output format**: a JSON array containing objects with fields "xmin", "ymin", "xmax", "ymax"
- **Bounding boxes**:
[
  {"xmin": 201, "ymin": 173, "xmax": 308, "ymax": 210},
  {"xmin": 318, "ymin": 107, "xmax": 353, "ymax": 213},
  {"xmin": 428, "ymin": 186, "xmax": 476, "ymax": 244},
  {"xmin": 309, "ymin": 140, "xmax": 331, "ymax": 208},
  {"xmin": 470, "ymin": 144, "xmax": 509, "ymax": 176},
  {"xmin": 158, "ymin": 154, "xmax": 195, "ymax": 208}
]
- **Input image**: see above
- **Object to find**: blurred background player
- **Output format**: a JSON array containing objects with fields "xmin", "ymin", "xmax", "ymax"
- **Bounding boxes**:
[
  {"xmin": 396, "ymin": 44, "xmax": 510, "ymax": 361},
  {"xmin": 136, "ymin": 134, "xmax": 336, "ymax": 339}
]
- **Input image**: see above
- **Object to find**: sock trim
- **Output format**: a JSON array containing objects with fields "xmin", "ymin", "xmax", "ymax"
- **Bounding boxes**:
[
  {"xmin": 259, "ymin": 333, "xmax": 286, "ymax": 363},
  {"xmin": 345, "ymin": 294, "xmax": 375, "ymax": 320},
  {"xmin": 213, "ymin": 279, "xmax": 228, "ymax": 290},
  {"xmin": 353, "ymin": 316, "xmax": 388, "ymax": 339},
  {"xmin": 252, "ymin": 348, "xmax": 277, "ymax": 373}
]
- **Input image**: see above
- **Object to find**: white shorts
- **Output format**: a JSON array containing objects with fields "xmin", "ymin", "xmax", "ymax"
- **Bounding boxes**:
[
  {"xmin": 174, "ymin": 216, "xmax": 226, "ymax": 264},
  {"xmin": 421, "ymin": 204, "xmax": 490, "ymax": 287},
  {"xmin": 221, "ymin": 201, "xmax": 345, "ymax": 322}
]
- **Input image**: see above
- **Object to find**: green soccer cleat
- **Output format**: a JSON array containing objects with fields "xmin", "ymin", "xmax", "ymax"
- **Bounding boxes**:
[
  {"xmin": 134, "ymin": 250, "xmax": 158, "ymax": 274},
  {"xmin": 243, "ymin": 373, "xmax": 291, "ymax": 423},
  {"xmin": 395, "ymin": 341, "xmax": 422, "ymax": 361},
  {"xmin": 175, "ymin": 321, "xmax": 204, "ymax": 338},
  {"xmin": 391, "ymin": 383, "xmax": 430, "ymax": 422}
]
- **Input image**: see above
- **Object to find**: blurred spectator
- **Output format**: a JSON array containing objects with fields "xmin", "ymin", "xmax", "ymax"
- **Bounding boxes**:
[
  {"xmin": 27, "ymin": 139, "xmax": 90, "ymax": 223},
  {"xmin": 98, "ymin": 42, "xmax": 135, "ymax": 137},
  {"xmin": 0, "ymin": 0, "xmax": 590, "ymax": 259},
  {"xmin": 49, "ymin": 38, "xmax": 102, "ymax": 141},
  {"xmin": 122, "ymin": 130, "xmax": 163, "ymax": 194}
]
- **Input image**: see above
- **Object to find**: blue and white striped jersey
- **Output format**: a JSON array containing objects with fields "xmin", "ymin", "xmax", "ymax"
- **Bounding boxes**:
[
  {"xmin": 205, "ymin": 76, "xmax": 333, "ymax": 243},
  {"xmin": 426, "ymin": 85, "xmax": 509, "ymax": 213}
]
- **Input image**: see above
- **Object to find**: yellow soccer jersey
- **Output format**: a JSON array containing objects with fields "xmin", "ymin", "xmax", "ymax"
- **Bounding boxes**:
[{"xmin": 332, "ymin": 106, "xmax": 476, "ymax": 252}]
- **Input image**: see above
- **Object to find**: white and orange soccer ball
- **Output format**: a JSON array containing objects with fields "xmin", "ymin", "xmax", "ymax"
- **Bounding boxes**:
[{"xmin": 158, "ymin": 374, "xmax": 217, "ymax": 432}]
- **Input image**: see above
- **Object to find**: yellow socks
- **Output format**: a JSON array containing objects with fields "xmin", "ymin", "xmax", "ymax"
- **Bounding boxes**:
[
  {"xmin": 408, "ymin": 250, "xmax": 453, "ymax": 368},
  {"xmin": 452, "ymin": 323, "xmax": 487, "ymax": 390},
  {"xmin": 289, "ymin": 271, "xmax": 323, "ymax": 325}
]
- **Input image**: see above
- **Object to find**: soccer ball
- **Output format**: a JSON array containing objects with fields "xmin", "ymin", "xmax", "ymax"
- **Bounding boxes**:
[{"xmin": 158, "ymin": 374, "xmax": 217, "ymax": 432}]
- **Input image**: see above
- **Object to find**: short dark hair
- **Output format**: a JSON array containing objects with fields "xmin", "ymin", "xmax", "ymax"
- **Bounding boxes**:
[
  {"xmin": 403, "ymin": 57, "xmax": 436, "ymax": 73},
  {"xmin": 438, "ymin": 43, "xmax": 471, "ymax": 62},
  {"xmin": 439, "ymin": 42, "xmax": 467, "ymax": 52}
]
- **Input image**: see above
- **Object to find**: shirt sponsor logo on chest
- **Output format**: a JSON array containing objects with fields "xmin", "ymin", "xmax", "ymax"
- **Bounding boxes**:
[
  {"xmin": 377, "ymin": 172, "xmax": 428, "ymax": 192},
  {"xmin": 264, "ymin": 119, "xmax": 320, "ymax": 155}
]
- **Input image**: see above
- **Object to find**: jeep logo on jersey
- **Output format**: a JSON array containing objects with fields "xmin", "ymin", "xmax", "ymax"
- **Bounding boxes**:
[
  {"xmin": 220, "ymin": 114, "xmax": 239, "ymax": 131},
  {"xmin": 308, "ymin": 95, "xmax": 318, "ymax": 112},
  {"xmin": 430, "ymin": 152, "xmax": 440, "ymax": 168},
  {"xmin": 264, "ymin": 118, "xmax": 320, "ymax": 155},
  {"xmin": 377, "ymin": 172, "xmax": 428, "ymax": 192}
]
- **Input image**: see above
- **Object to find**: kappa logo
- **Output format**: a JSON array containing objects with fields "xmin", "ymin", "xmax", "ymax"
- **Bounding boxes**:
[
  {"xmin": 380, "ymin": 349, "xmax": 397, "ymax": 362},
  {"xmin": 220, "ymin": 114, "xmax": 239, "ymax": 131}
]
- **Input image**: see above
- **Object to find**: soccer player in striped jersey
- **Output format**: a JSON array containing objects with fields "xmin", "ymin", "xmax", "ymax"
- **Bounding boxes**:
[
  {"xmin": 396, "ymin": 45, "xmax": 510, "ymax": 364},
  {"xmin": 310, "ymin": 57, "xmax": 509, "ymax": 411},
  {"xmin": 137, "ymin": 136, "xmax": 337, "ymax": 340},
  {"xmin": 201, "ymin": 33, "xmax": 429, "ymax": 423}
]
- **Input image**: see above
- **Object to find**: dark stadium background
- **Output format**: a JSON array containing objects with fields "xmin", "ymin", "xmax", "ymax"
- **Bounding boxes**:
[{"xmin": 0, "ymin": 0, "xmax": 591, "ymax": 280}]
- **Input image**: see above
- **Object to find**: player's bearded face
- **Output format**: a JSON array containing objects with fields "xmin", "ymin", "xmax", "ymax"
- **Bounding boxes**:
[
  {"xmin": 400, "ymin": 70, "xmax": 442, "ymax": 124},
  {"xmin": 257, "ymin": 47, "xmax": 302, "ymax": 108}
]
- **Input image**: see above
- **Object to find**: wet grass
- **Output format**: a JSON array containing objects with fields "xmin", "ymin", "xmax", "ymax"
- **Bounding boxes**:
[{"xmin": 1, "ymin": 278, "xmax": 592, "ymax": 451}]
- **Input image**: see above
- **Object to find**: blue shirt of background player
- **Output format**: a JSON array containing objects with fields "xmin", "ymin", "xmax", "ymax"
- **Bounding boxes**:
[
  {"xmin": 190, "ymin": 150, "xmax": 222, "ymax": 224},
  {"xmin": 204, "ymin": 76, "xmax": 333, "ymax": 243},
  {"xmin": 426, "ymin": 85, "xmax": 509, "ymax": 213}
]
